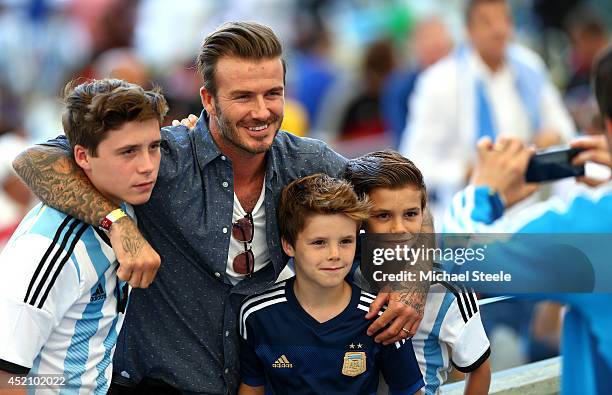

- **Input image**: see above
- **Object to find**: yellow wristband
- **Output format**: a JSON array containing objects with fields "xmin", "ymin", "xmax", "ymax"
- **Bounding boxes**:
[{"xmin": 100, "ymin": 208, "xmax": 127, "ymax": 231}]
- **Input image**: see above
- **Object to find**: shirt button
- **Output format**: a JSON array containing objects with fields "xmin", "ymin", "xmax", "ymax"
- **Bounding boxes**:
[
  {"xmin": 225, "ymin": 331, "xmax": 229, "ymax": 337},
  {"xmin": 222, "ymin": 181, "xmax": 229, "ymax": 188},
  {"xmin": 215, "ymin": 272, "xmax": 221, "ymax": 278},
  {"xmin": 221, "ymin": 155, "xmax": 226, "ymax": 161},
  {"xmin": 224, "ymin": 368, "xmax": 229, "ymax": 374},
  {"xmin": 222, "ymin": 227, "xmax": 228, "ymax": 234}
]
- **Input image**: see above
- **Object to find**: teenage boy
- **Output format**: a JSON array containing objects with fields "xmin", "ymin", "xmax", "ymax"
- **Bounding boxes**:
[
  {"xmin": 0, "ymin": 78, "xmax": 168, "ymax": 394},
  {"xmin": 238, "ymin": 174, "xmax": 424, "ymax": 395},
  {"xmin": 345, "ymin": 150, "xmax": 491, "ymax": 395}
]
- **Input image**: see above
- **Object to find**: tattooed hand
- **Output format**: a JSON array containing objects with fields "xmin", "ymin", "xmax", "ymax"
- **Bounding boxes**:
[
  {"xmin": 365, "ymin": 286, "xmax": 426, "ymax": 345},
  {"xmin": 110, "ymin": 217, "xmax": 160, "ymax": 288},
  {"xmin": 364, "ymin": 207, "xmax": 434, "ymax": 344}
]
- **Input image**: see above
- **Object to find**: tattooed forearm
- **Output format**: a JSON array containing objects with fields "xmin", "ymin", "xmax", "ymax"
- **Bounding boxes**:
[{"xmin": 12, "ymin": 146, "xmax": 116, "ymax": 225}]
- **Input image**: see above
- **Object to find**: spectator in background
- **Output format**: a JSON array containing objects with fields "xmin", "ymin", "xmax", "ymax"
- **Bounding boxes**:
[
  {"xmin": 338, "ymin": 39, "xmax": 395, "ymax": 140},
  {"xmin": 92, "ymin": 48, "xmax": 151, "ymax": 88},
  {"xmin": 0, "ymin": 134, "xmax": 31, "ymax": 250},
  {"xmin": 443, "ymin": 45, "xmax": 612, "ymax": 394},
  {"xmin": 563, "ymin": 6, "xmax": 609, "ymax": 133},
  {"xmin": 317, "ymin": 39, "xmax": 395, "ymax": 142},
  {"xmin": 0, "ymin": 87, "xmax": 32, "ymax": 250},
  {"xmin": 399, "ymin": 0, "xmax": 575, "ymax": 223},
  {"xmin": 381, "ymin": 16, "xmax": 454, "ymax": 147},
  {"xmin": 291, "ymin": 10, "xmax": 338, "ymax": 131}
]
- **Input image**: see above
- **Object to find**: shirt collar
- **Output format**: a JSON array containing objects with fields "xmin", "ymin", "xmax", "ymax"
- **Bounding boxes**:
[
  {"xmin": 469, "ymin": 47, "xmax": 510, "ymax": 80},
  {"xmin": 193, "ymin": 110, "xmax": 224, "ymax": 169}
]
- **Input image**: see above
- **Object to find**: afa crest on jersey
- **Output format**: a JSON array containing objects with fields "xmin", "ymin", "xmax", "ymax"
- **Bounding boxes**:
[{"xmin": 342, "ymin": 352, "xmax": 366, "ymax": 376}]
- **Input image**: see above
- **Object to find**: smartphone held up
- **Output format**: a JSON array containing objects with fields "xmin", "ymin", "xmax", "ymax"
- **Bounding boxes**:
[{"xmin": 525, "ymin": 146, "xmax": 585, "ymax": 183}]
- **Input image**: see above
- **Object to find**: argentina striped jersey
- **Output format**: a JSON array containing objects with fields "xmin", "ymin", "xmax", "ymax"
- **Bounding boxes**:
[
  {"xmin": 412, "ymin": 281, "xmax": 489, "ymax": 394},
  {"xmin": 0, "ymin": 203, "xmax": 131, "ymax": 394}
]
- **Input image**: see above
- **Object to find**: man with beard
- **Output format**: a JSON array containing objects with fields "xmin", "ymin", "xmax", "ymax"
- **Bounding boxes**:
[{"xmin": 12, "ymin": 22, "xmax": 423, "ymax": 394}]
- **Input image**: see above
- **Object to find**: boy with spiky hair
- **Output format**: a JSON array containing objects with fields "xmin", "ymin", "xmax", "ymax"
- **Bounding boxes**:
[
  {"xmin": 238, "ymin": 173, "xmax": 424, "ymax": 395},
  {"xmin": 345, "ymin": 150, "xmax": 491, "ymax": 395},
  {"xmin": 0, "ymin": 79, "xmax": 167, "ymax": 394}
]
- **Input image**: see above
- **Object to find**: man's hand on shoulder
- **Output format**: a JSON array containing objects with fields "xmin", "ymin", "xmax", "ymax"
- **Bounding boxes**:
[
  {"xmin": 109, "ymin": 217, "xmax": 160, "ymax": 288},
  {"xmin": 171, "ymin": 114, "xmax": 199, "ymax": 130},
  {"xmin": 365, "ymin": 288, "xmax": 425, "ymax": 345}
]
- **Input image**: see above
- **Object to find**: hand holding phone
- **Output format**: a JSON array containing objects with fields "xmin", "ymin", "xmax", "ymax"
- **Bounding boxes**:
[{"xmin": 525, "ymin": 147, "xmax": 585, "ymax": 183}]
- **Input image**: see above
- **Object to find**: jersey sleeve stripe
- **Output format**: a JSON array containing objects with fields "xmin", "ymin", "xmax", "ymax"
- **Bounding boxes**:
[
  {"xmin": 239, "ymin": 287, "xmax": 286, "ymax": 335},
  {"xmin": 360, "ymin": 290, "xmax": 377, "ymax": 299},
  {"xmin": 27, "ymin": 218, "xmax": 81, "ymax": 307},
  {"xmin": 0, "ymin": 359, "xmax": 30, "ymax": 374},
  {"xmin": 464, "ymin": 285, "xmax": 478, "ymax": 313},
  {"xmin": 23, "ymin": 216, "xmax": 72, "ymax": 303},
  {"xmin": 37, "ymin": 223, "xmax": 88, "ymax": 308},
  {"xmin": 394, "ymin": 339, "xmax": 407, "ymax": 349},
  {"xmin": 438, "ymin": 281, "xmax": 469, "ymax": 323},
  {"xmin": 240, "ymin": 297, "xmax": 287, "ymax": 340},
  {"xmin": 93, "ymin": 227, "xmax": 112, "ymax": 247},
  {"xmin": 452, "ymin": 347, "xmax": 491, "ymax": 373},
  {"xmin": 357, "ymin": 304, "xmax": 370, "ymax": 313},
  {"xmin": 460, "ymin": 291, "xmax": 473, "ymax": 318},
  {"xmin": 240, "ymin": 282, "xmax": 285, "ymax": 312}
]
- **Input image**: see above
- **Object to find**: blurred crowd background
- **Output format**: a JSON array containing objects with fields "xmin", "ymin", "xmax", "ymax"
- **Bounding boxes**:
[{"xmin": 1, "ymin": 0, "xmax": 611, "ymax": 384}]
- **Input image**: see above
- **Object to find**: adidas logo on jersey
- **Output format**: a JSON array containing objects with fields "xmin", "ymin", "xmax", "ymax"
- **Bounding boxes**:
[
  {"xmin": 272, "ymin": 355, "xmax": 293, "ymax": 368},
  {"xmin": 90, "ymin": 283, "xmax": 106, "ymax": 302}
]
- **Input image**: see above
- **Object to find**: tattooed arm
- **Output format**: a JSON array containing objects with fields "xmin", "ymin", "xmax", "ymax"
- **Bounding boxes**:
[
  {"xmin": 365, "ymin": 208, "xmax": 435, "ymax": 344},
  {"xmin": 12, "ymin": 145, "xmax": 160, "ymax": 288}
]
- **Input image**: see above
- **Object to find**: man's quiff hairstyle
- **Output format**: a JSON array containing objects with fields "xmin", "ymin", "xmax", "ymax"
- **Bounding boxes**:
[
  {"xmin": 196, "ymin": 21, "xmax": 286, "ymax": 98},
  {"xmin": 344, "ymin": 150, "xmax": 427, "ymax": 209},
  {"xmin": 593, "ymin": 45, "xmax": 612, "ymax": 120},
  {"xmin": 279, "ymin": 174, "xmax": 371, "ymax": 247},
  {"xmin": 62, "ymin": 78, "xmax": 168, "ymax": 156}
]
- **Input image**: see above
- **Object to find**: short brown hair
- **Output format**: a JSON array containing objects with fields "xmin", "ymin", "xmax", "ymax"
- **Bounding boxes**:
[
  {"xmin": 196, "ymin": 21, "xmax": 286, "ymax": 97},
  {"xmin": 465, "ymin": 0, "xmax": 508, "ymax": 22},
  {"xmin": 344, "ymin": 150, "xmax": 427, "ymax": 209},
  {"xmin": 62, "ymin": 78, "xmax": 168, "ymax": 156},
  {"xmin": 278, "ymin": 174, "xmax": 371, "ymax": 247}
]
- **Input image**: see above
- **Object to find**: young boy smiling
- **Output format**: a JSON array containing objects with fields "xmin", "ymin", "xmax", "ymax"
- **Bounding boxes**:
[
  {"xmin": 238, "ymin": 173, "xmax": 424, "ymax": 395},
  {"xmin": 0, "ymin": 78, "xmax": 167, "ymax": 394},
  {"xmin": 345, "ymin": 150, "xmax": 491, "ymax": 395}
]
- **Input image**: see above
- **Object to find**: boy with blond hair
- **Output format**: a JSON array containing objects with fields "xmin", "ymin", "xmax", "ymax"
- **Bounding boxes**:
[
  {"xmin": 345, "ymin": 150, "xmax": 491, "ymax": 395},
  {"xmin": 238, "ymin": 173, "xmax": 424, "ymax": 395}
]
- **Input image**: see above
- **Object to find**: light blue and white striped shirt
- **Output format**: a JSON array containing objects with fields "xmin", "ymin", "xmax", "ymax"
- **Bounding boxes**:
[
  {"xmin": 0, "ymin": 203, "xmax": 131, "ymax": 394},
  {"xmin": 412, "ymin": 281, "xmax": 490, "ymax": 395}
]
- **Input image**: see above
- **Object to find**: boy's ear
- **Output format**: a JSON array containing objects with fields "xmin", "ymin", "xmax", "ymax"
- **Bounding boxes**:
[
  {"xmin": 281, "ymin": 237, "xmax": 295, "ymax": 257},
  {"xmin": 73, "ymin": 145, "xmax": 91, "ymax": 171}
]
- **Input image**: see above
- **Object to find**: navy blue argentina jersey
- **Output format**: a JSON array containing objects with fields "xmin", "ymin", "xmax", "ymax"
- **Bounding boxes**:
[{"xmin": 239, "ymin": 277, "xmax": 424, "ymax": 395}]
